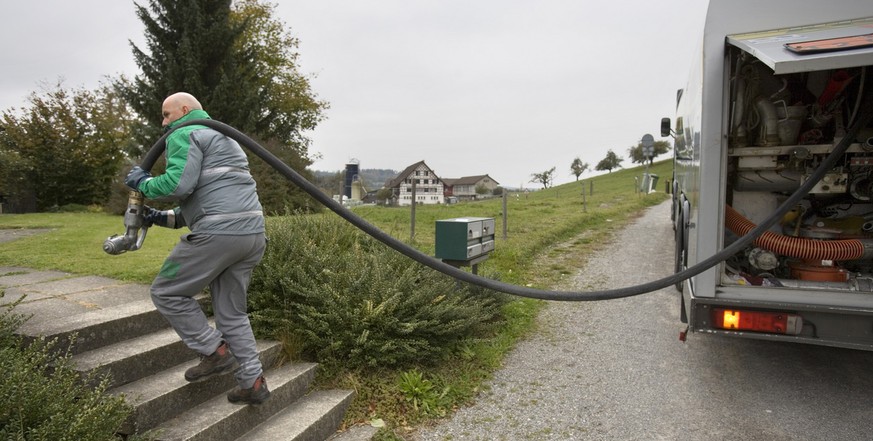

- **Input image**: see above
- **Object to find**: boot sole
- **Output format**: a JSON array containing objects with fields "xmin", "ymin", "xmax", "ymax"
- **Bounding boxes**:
[
  {"xmin": 184, "ymin": 359, "xmax": 236, "ymax": 382},
  {"xmin": 227, "ymin": 391, "xmax": 271, "ymax": 406}
]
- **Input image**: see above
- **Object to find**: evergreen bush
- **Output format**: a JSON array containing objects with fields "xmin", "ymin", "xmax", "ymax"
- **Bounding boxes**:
[
  {"xmin": 0, "ymin": 295, "xmax": 135, "ymax": 440},
  {"xmin": 248, "ymin": 214, "xmax": 510, "ymax": 369}
]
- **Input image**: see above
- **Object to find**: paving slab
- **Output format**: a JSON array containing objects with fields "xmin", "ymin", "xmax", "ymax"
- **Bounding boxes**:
[
  {"xmin": 0, "ymin": 266, "xmax": 39, "ymax": 274},
  {"xmin": 9, "ymin": 297, "xmax": 102, "ymax": 328},
  {"xmin": 0, "ymin": 269, "xmax": 71, "ymax": 288},
  {"xmin": 1, "ymin": 286, "xmax": 56, "ymax": 305},
  {"xmin": 9, "ymin": 275, "xmax": 128, "ymax": 295},
  {"xmin": 60, "ymin": 283, "xmax": 151, "ymax": 308}
]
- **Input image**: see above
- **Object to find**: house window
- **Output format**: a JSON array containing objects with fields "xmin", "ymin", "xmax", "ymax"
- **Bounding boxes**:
[{"xmin": 415, "ymin": 171, "xmax": 420, "ymax": 176}]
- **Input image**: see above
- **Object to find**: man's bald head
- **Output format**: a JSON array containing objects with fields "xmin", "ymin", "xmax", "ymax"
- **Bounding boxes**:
[{"xmin": 161, "ymin": 92, "xmax": 203, "ymax": 127}]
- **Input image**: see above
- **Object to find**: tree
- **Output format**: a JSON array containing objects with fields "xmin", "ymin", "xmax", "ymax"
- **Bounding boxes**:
[
  {"xmin": 570, "ymin": 157, "xmax": 589, "ymax": 181},
  {"xmin": 314, "ymin": 170, "xmax": 345, "ymax": 197},
  {"xmin": 628, "ymin": 140, "xmax": 671, "ymax": 165},
  {"xmin": 595, "ymin": 150, "xmax": 624, "ymax": 173},
  {"xmin": 230, "ymin": 0, "xmax": 327, "ymax": 148},
  {"xmin": 530, "ymin": 167, "xmax": 556, "ymax": 189},
  {"xmin": 0, "ymin": 82, "xmax": 137, "ymax": 211},
  {"xmin": 120, "ymin": 0, "xmax": 328, "ymax": 212},
  {"xmin": 120, "ymin": 0, "xmax": 244, "ymax": 143},
  {"xmin": 376, "ymin": 187, "xmax": 394, "ymax": 203}
]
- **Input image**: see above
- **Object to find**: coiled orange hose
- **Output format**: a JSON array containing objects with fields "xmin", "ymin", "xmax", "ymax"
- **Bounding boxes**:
[{"xmin": 725, "ymin": 205, "xmax": 867, "ymax": 261}]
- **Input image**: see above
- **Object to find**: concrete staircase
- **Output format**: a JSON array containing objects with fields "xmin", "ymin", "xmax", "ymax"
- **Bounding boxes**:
[{"xmin": 3, "ymin": 268, "xmax": 354, "ymax": 441}]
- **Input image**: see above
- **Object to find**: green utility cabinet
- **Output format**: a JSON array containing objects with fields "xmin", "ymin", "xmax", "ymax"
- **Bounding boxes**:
[{"xmin": 435, "ymin": 217, "xmax": 496, "ymax": 261}]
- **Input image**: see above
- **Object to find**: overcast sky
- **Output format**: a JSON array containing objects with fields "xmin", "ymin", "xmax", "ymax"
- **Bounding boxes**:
[{"xmin": 0, "ymin": 1, "xmax": 709, "ymax": 188}]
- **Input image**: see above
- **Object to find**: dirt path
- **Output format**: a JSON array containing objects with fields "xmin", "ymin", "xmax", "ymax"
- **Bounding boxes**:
[{"xmin": 0, "ymin": 229, "xmax": 52, "ymax": 244}]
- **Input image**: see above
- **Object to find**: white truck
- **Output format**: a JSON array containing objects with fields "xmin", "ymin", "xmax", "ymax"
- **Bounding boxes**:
[{"xmin": 664, "ymin": 0, "xmax": 873, "ymax": 350}]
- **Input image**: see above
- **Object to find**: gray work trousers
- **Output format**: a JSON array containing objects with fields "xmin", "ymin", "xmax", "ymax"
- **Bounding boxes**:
[{"xmin": 151, "ymin": 232, "xmax": 266, "ymax": 389}]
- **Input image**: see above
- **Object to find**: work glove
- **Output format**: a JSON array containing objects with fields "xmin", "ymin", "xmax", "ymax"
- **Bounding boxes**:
[
  {"xmin": 125, "ymin": 166, "xmax": 151, "ymax": 191},
  {"xmin": 142, "ymin": 206, "xmax": 176, "ymax": 228}
]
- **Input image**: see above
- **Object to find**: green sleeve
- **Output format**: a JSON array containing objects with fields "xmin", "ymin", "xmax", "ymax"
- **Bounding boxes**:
[{"xmin": 140, "ymin": 131, "xmax": 190, "ymax": 199}]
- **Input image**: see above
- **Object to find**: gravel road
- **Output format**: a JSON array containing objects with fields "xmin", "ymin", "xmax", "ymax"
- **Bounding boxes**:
[
  {"xmin": 412, "ymin": 199, "xmax": 680, "ymax": 440},
  {"xmin": 412, "ymin": 199, "xmax": 873, "ymax": 441}
]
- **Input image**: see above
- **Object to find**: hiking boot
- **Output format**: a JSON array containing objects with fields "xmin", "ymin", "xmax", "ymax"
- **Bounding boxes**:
[
  {"xmin": 227, "ymin": 375, "xmax": 271, "ymax": 405},
  {"xmin": 184, "ymin": 341, "xmax": 235, "ymax": 382}
]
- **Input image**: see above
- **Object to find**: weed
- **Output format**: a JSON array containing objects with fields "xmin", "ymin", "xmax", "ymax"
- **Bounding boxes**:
[{"xmin": 397, "ymin": 369, "xmax": 451, "ymax": 417}]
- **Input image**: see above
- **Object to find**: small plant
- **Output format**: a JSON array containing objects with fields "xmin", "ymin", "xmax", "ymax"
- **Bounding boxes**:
[{"xmin": 397, "ymin": 369, "xmax": 450, "ymax": 417}]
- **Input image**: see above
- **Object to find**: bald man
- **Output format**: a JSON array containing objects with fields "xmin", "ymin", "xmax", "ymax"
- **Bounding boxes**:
[{"xmin": 125, "ymin": 92, "xmax": 269, "ymax": 405}]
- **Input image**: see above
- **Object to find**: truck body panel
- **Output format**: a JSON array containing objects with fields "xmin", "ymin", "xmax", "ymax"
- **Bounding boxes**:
[{"xmin": 670, "ymin": 0, "xmax": 873, "ymax": 349}]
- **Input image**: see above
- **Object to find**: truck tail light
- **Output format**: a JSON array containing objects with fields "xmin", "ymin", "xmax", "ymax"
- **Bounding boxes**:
[{"xmin": 712, "ymin": 308, "xmax": 803, "ymax": 335}]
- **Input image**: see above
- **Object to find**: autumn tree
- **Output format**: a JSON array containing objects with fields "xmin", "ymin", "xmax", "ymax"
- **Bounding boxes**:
[
  {"xmin": 595, "ymin": 150, "xmax": 624, "ymax": 173},
  {"xmin": 0, "ymin": 82, "xmax": 137, "ymax": 211},
  {"xmin": 628, "ymin": 140, "xmax": 671, "ymax": 165},
  {"xmin": 570, "ymin": 157, "xmax": 589, "ymax": 181},
  {"xmin": 120, "ymin": 0, "xmax": 328, "ymax": 212},
  {"xmin": 530, "ymin": 167, "xmax": 556, "ymax": 189}
]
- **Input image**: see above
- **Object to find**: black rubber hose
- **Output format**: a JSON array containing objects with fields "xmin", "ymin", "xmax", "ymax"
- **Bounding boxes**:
[{"xmin": 140, "ymin": 101, "xmax": 872, "ymax": 301}]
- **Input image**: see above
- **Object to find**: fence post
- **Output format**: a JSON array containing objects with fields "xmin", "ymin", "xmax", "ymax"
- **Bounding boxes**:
[
  {"xmin": 410, "ymin": 179, "xmax": 416, "ymax": 241},
  {"xmin": 502, "ymin": 191, "xmax": 508, "ymax": 240}
]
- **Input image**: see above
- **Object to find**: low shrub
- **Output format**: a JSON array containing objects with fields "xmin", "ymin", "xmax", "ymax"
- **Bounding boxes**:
[
  {"xmin": 248, "ymin": 213, "xmax": 510, "ymax": 370},
  {"xmin": 0, "ymin": 294, "xmax": 135, "ymax": 440}
]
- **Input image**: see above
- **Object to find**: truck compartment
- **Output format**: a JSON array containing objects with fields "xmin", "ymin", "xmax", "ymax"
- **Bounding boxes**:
[{"xmin": 722, "ymin": 20, "xmax": 873, "ymax": 294}]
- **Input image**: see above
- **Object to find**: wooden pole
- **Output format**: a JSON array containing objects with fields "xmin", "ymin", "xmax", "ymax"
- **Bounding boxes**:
[
  {"xmin": 410, "ymin": 179, "xmax": 416, "ymax": 241},
  {"xmin": 502, "ymin": 191, "xmax": 508, "ymax": 240}
]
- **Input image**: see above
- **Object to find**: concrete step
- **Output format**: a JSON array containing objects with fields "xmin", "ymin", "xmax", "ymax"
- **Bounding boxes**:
[
  {"xmin": 15, "ymin": 294, "xmax": 208, "ymax": 355},
  {"xmin": 110, "ymin": 340, "xmax": 284, "ymax": 434},
  {"xmin": 238, "ymin": 389, "xmax": 356, "ymax": 441},
  {"xmin": 2, "ymin": 266, "xmax": 353, "ymax": 440},
  {"xmin": 71, "ymin": 326, "xmax": 194, "ymax": 388},
  {"xmin": 151, "ymin": 362, "xmax": 318, "ymax": 441}
]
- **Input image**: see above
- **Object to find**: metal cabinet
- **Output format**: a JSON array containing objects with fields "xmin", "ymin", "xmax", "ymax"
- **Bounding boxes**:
[{"xmin": 435, "ymin": 217, "xmax": 496, "ymax": 261}]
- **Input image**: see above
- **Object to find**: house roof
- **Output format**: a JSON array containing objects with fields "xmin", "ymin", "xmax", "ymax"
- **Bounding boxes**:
[
  {"xmin": 384, "ymin": 160, "xmax": 441, "ymax": 189},
  {"xmin": 443, "ymin": 175, "xmax": 499, "ymax": 186}
]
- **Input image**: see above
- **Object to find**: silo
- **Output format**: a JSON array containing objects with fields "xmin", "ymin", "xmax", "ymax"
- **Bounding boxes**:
[
  {"xmin": 351, "ymin": 179, "xmax": 364, "ymax": 201},
  {"xmin": 344, "ymin": 159, "xmax": 360, "ymax": 199}
]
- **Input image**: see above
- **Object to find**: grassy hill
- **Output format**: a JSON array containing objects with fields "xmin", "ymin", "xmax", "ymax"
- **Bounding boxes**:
[{"xmin": 351, "ymin": 160, "xmax": 672, "ymax": 287}]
